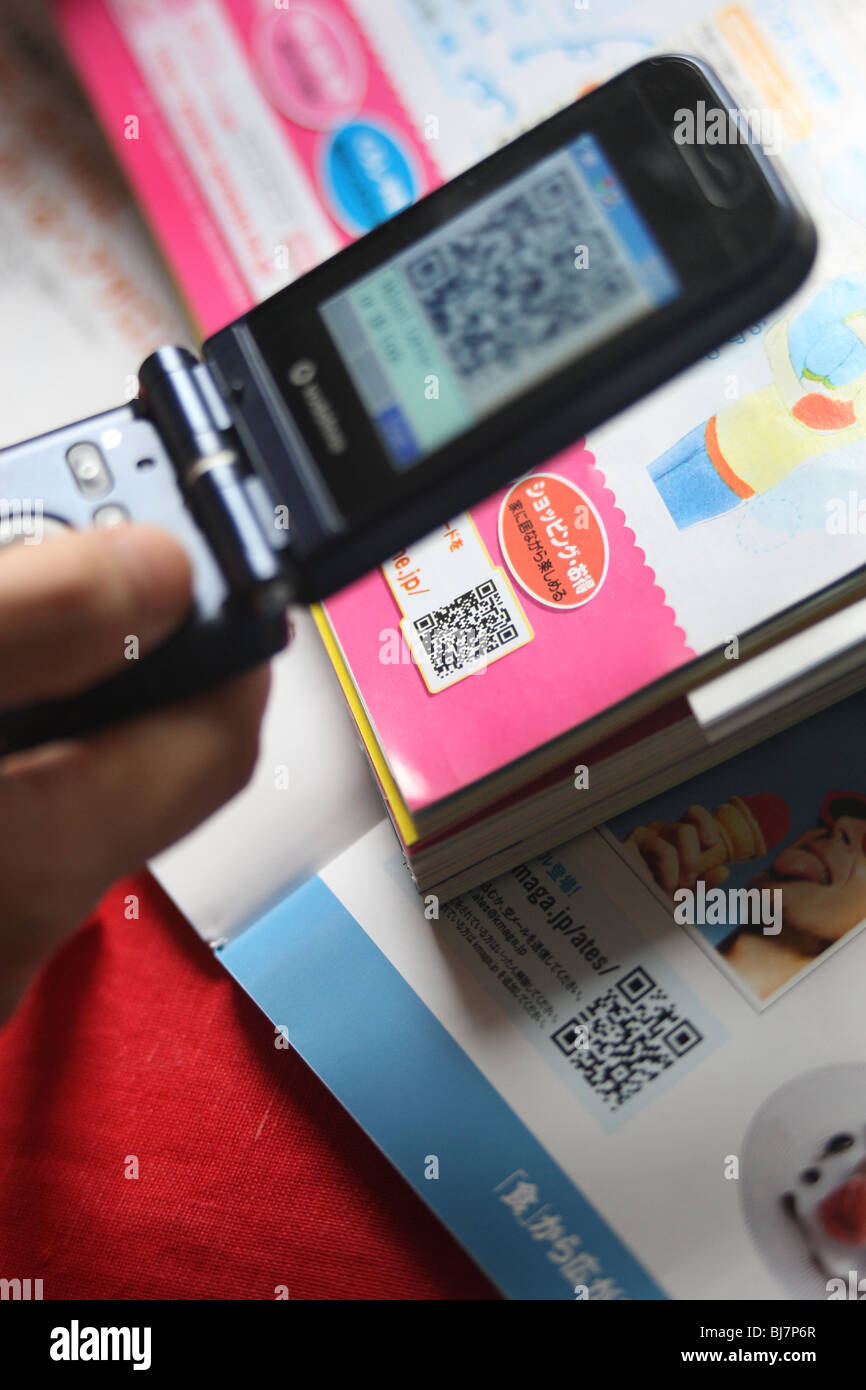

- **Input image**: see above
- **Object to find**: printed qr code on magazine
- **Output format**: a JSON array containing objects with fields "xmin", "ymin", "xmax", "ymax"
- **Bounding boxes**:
[
  {"xmin": 551, "ymin": 966, "xmax": 704, "ymax": 1113},
  {"xmin": 405, "ymin": 163, "xmax": 629, "ymax": 380},
  {"xmin": 411, "ymin": 578, "xmax": 523, "ymax": 684}
]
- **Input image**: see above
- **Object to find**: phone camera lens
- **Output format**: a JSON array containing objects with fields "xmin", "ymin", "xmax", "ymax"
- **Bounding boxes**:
[{"xmin": 92, "ymin": 504, "xmax": 130, "ymax": 529}]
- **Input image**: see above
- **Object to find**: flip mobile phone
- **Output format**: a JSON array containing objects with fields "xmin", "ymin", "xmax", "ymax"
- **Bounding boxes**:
[{"xmin": 0, "ymin": 55, "xmax": 816, "ymax": 753}]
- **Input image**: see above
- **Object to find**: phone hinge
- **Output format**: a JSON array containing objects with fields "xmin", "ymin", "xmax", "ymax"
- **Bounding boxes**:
[{"xmin": 136, "ymin": 345, "xmax": 294, "ymax": 601}]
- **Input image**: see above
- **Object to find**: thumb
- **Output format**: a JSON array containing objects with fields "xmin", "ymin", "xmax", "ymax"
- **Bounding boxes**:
[{"xmin": 0, "ymin": 526, "xmax": 192, "ymax": 707}]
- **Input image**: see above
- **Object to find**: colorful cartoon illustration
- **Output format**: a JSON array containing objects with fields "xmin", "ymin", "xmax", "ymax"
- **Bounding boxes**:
[
  {"xmin": 741, "ymin": 1065, "xmax": 866, "ymax": 1300},
  {"xmin": 649, "ymin": 275, "xmax": 866, "ymax": 527}
]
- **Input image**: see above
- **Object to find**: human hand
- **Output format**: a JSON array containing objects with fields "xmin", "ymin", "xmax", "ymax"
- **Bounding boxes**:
[
  {"xmin": 0, "ymin": 525, "xmax": 270, "ymax": 1023},
  {"xmin": 622, "ymin": 803, "xmax": 730, "ymax": 898}
]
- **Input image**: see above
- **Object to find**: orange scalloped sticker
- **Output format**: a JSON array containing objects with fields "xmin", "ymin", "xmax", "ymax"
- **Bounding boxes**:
[{"xmin": 497, "ymin": 472, "xmax": 608, "ymax": 610}]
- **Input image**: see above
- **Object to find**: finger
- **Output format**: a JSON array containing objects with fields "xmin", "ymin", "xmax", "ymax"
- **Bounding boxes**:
[
  {"xmin": 628, "ymin": 827, "xmax": 681, "ymax": 896},
  {"xmin": 647, "ymin": 819, "xmax": 686, "ymax": 849},
  {"xmin": 0, "ymin": 526, "xmax": 192, "ymax": 705},
  {"xmin": 684, "ymin": 804, "xmax": 722, "ymax": 851},
  {"xmin": 675, "ymin": 822, "xmax": 702, "ymax": 887},
  {"xmin": 704, "ymin": 866, "xmax": 730, "ymax": 888},
  {"xmin": 0, "ymin": 664, "xmax": 270, "ymax": 962}
]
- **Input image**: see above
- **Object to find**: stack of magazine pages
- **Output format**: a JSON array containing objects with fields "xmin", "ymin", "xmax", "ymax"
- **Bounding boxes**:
[{"xmin": 49, "ymin": 0, "xmax": 866, "ymax": 1298}]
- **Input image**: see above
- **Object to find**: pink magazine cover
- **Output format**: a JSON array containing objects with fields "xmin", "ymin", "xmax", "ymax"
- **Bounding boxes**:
[
  {"xmin": 52, "ymin": 0, "xmax": 693, "ymax": 817},
  {"xmin": 53, "ymin": 0, "xmax": 440, "ymax": 334},
  {"xmin": 322, "ymin": 444, "xmax": 691, "ymax": 815}
]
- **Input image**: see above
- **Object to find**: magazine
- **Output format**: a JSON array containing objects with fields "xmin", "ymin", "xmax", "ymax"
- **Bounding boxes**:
[{"xmin": 211, "ymin": 690, "xmax": 866, "ymax": 1299}]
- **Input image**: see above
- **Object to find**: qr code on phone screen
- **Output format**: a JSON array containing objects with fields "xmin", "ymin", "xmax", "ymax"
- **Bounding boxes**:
[
  {"xmin": 551, "ymin": 967, "xmax": 703, "ymax": 1114},
  {"xmin": 405, "ymin": 163, "xmax": 630, "ymax": 381}
]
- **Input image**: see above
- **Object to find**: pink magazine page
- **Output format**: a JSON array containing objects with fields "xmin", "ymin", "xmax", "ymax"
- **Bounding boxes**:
[
  {"xmin": 53, "ymin": 0, "xmax": 440, "ymax": 334},
  {"xmin": 323, "ymin": 444, "xmax": 692, "ymax": 815}
]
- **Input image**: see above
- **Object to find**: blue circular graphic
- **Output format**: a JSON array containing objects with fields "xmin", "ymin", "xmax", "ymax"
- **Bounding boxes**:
[{"xmin": 321, "ymin": 119, "xmax": 420, "ymax": 234}]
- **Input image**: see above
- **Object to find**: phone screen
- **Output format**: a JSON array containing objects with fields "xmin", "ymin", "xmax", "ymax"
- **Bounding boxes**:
[{"xmin": 319, "ymin": 132, "xmax": 680, "ymax": 470}]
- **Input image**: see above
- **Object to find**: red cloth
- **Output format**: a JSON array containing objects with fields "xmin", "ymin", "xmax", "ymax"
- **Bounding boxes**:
[{"xmin": 0, "ymin": 873, "xmax": 496, "ymax": 1300}]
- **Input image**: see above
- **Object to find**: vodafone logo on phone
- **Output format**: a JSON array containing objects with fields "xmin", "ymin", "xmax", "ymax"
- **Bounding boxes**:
[
  {"xmin": 288, "ymin": 358, "xmax": 317, "ymax": 387},
  {"xmin": 287, "ymin": 359, "xmax": 347, "ymax": 454},
  {"xmin": 498, "ymin": 472, "xmax": 608, "ymax": 610}
]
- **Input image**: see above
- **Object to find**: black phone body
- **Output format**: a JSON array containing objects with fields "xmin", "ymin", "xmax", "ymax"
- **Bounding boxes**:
[
  {"xmin": 0, "ymin": 55, "xmax": 817, "ymax": 753},
  {"xmin": 204, "ymin": 53, "xmax": 816, "ymax": 600}
]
